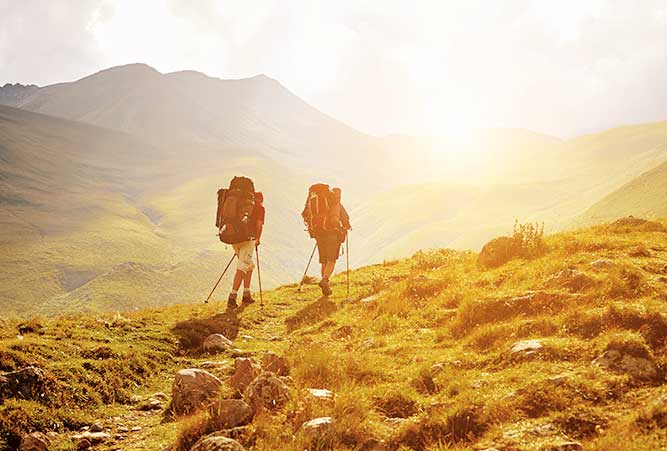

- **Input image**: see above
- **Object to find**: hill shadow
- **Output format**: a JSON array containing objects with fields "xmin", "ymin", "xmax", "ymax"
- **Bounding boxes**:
[
  {"xmin": 171, "ymin": 304, "xmax": 248, "ymax": 355},
  {"xmin": 285, "ymin": 297, "xmax": 337, "ymax": 333}
]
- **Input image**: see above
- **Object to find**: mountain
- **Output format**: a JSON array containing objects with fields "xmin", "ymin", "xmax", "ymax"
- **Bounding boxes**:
[
  {"xmin": 578, "ymin": 161, "xmax": 667, "ymax": 224},
  {"xmin": 0, "ymin": 64, "xmax": 377, "ymax": 172},
  {"xmin": 3, "ymin": 220, "xmax": 667, "ymax": 450}
]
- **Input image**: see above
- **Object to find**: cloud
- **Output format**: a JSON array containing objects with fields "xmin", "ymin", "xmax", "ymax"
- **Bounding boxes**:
[
  {"xmin": 0, "ymin": 0, "xmax": 111, "ymax": 86},
  {"xmin": 2, "ymin": 0, "xmax": 667, "ymax": 137}
]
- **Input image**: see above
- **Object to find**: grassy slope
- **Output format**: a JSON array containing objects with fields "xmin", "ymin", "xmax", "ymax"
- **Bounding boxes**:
[
  {"xmin": 579, "ymin": 162, "xmax": 667, "ymax": 225},
  {"xmin": 3, "ymin": 220, "xmax": 667, "ymax": 450}
]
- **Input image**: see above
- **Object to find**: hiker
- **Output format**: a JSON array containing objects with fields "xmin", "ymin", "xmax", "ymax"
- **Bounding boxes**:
[
  {"xmin": 215, "ymin": 177, "xmax": 265, "ymax": 308},
  {"xmin": 302, "ymin": 185, "xmax": 351, "ymax": 296}
]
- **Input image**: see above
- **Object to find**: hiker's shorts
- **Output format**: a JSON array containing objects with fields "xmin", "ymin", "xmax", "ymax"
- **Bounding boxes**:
[
  {"xmin": 232, "ymin": 240, "xmax": 255, "ymax": 274},
  {"xmin": 316, "ymin": 232, "xmax": 342, "ymax": 264}
]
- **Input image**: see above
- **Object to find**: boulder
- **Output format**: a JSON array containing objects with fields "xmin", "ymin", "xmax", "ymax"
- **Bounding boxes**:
[
  {"xmin": 244, "ymin": 372, "xmax": 290, "ymax": 412},
  {"xmin": 171, "ymin": 369, "xmax": 223, "ymax": 416},
  {"xmin": 261, "ymin": 351, "xmax": 290, "ymax": 376},
  {"xmin": 331, "ymin": 325, "xmax": 353, "ymax": 339},
  {"xmin": 307, "ymin": 388, "xmax": 334, "ymax": 401},
  {"xmin": 590, "ymin": 259, "xmax": 614, "ymax": 269},
  {"xmin": 207, "ymin": 399, "xmax": 254, "ymax": 429},
  {"xmin": 510, "ymin": 339, "xmax": 544, "ymax": 356},
  {"xmin": 229, "ymin": 358, "xmax": 260, "ymax": 394},
  {"xmin": 19, "ymin": 432, "xmax": 51, "ymax": 451},
  {"xmin": 190, "ymin": 435, "xmax": 245, "ymax": 451},
  {"xmin": 544, "ymin": 269, "xmax": 592, "ymax": 292},
  {"xmin": 71, "ymin": 432, "xmax": 111, "ymax": 447},
  {"xmin": 0, "ymin": 366, "xmax": 46, "ymax": 401},
  {"xmin": 545, "ymin": 441, "xmax": 583, "ymax": 451},
  {"xmin": 203, "ymin": 334, "xmax": 233, "ymax": 354},
  {"xmin": 593, "ymin": 350, "xmax": 658, "ymax": 380},
  {"xmin": 477, "ymin": 236, "xmax": 520, "ymax": 269},
  {"xmin": 301, "ymin": 417, "xmax": 334, "ymax": 442}
]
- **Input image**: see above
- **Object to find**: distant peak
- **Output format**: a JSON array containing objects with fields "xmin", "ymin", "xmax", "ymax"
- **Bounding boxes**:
[{"xmin": 80, "ymin": 63, "xmax": 161, "ymax": 82}]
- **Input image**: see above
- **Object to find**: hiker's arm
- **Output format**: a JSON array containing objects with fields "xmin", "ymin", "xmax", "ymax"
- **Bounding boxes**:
[
  {"xmin": 255, "ymin": 221, "xmax": 263, "ymax": 245},
  {"xmin": 341, "ymin": 205, "xmax": 351, "ymax": 230}
]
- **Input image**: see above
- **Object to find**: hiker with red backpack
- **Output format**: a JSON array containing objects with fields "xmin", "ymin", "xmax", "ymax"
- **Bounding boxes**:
[
  {"xmin": 301, "ymin": 184, "xmax": 351, "ymax": 296},
  {"xmin": 215, "ymin": 176, "xmax": 265, "ymax": 309}
]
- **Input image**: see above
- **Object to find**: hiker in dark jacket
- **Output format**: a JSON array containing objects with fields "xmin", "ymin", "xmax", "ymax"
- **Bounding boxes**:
[{"xmin": 302, "ymin": 186, "xmax": 350, "ymax": 296}]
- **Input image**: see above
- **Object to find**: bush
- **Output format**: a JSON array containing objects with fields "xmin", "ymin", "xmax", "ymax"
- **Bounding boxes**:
[{"xmin": 477, "ymin": 221, "xmax": 546, "ymax": 269}]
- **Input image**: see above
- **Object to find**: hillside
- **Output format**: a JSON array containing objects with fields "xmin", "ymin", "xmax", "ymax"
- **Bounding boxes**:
[
  {"xmin": 0, "ymin": 105, "xmax": 313, "ymax": 316},
  {"xmin": 3, "ymin": 220, "xmax": 667, "ymax": 450},
  {"xmin": 579, "ymin": 162, "xmax": 667, "ymax": 224}
]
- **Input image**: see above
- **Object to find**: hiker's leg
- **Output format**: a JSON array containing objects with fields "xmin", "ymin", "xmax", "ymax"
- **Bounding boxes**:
[
  {"xmin": 323, "ymin": 261, "xmax": 336, "ymax": 279},
  {"xmin": 232, "ymin": 270, "xmax": 245, "ymax": 292},
  {"xmin": 243, "ymin": 269, "xmax": 253, "ymax": 289}
]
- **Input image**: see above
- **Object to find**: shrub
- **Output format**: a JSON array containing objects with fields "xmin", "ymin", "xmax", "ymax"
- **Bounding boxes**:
[{"xmin": 477, "ymin": 221, "xmax": 546, "ymax": 269}]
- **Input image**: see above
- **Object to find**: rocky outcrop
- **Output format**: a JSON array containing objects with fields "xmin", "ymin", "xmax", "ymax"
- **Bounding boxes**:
[
  {"xmin": 190, "ymin": 435, "xmax": 245, "ymax": 451},
  {"xmin": 207, "ymin": 399, "xmax": 254, "ymax": 429},
  {"xmin": 203, "ymin": 334, "xmax": 233, "ymax": 354},
  {"xmin": 244, "ymin": 372, "xmax": 290, "ymax": 412},
  {"xmin": 0, "ymin": 366, "xmax": 46, "ymax": 401},
  {"xmin": 260, "ymin": 351, "xmax": 290, "ymax": 376},
  {"xmin": 477, "ymin": 236, "xmax": 519, "ymax": 269},
  {"xmin": 544, "ymin": 269, "xmax": 592, "ymax": 292},
  {"xmin": 172, "ymin": 369, "xmax": 223, "ymax": 416},
  {"xmin": 593, "ymin": 349, "xmax": 658, "ymax": 380},
  {"xmin": 19, "ymin": 432, "xmax": 51, "ymax": 451},
  {"xmin": 229, "ymin": 358, "xmax": 260, "ymax": 394}
]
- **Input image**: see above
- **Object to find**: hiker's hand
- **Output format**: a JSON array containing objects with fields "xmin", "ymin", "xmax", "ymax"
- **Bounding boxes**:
[{"xmin": 255, "ymin": 239, "xmax": 261, "ymax": 246}]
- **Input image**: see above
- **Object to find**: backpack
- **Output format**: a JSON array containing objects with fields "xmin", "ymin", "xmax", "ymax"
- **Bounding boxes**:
[
  {"xmin": 302, "ymin": 184, "xmax": 342, "ymax": 237},
  {"xmin": 216, "ymin": 176, "xmax": 256, "ymax": 244}
]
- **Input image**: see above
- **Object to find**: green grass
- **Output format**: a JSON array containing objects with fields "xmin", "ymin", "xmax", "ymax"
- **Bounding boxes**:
[{"xmin": 3, "ymin": 220, "xmax": 667, "ymax": 450}]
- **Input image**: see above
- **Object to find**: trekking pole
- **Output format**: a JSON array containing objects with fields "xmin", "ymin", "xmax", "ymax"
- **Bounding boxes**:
[
  {"xmin": 346, "ymin": 234, "xmax": 350, "ymax": 298},
  {"xmin": 204, "ymin": 253, "xmax": 236, "ymax": 303},
  {"xmin": 255, "ymin": 244, "xmax": 264, "ymax": 307},
  {"xmin": 297, "ymin": 243, "xmax": 317, "ymax": 292}
]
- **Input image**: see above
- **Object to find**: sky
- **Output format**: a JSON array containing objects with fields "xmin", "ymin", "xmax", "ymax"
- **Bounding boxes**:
[{"xmin": 2, "ymin": 0, "xmax": 667, "ymax": 138}]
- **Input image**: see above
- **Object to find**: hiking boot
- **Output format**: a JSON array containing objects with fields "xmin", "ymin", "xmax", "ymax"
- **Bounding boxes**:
[
  {"xmin": 242, "ymin": 292, "xmax": 255, "ymax": 304},
  {"xmin": 319, "ymin": 279, "xmax": 332, "ymax": 297},
  {"xmin": 227, "ymin": 293, "xmax": 238, "ymax": 309}
]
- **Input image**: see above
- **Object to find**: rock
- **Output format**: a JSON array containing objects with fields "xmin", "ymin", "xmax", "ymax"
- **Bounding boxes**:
[
  {"xmin": 118, "ymin": 426, "xmax": 129, "ymax": 433},
  {"xmin": 545, "ymin": 441, "xmax": 583, "ymax": 451},
  {"xmin": 207, "ymin": 399, "xmax": 254, "ymax": 428},
  {"xmin": 593, "ymin": 350, "xmax": 658, "ymax": 380},
  {"xmin": 307, "ymin": 388, "xmax": 334, "ymax": 401},
  {"xmin": 0, "ymin": 366, "xmax": 46, "ymax": 401},
  {"xmin": 331, "ymin": 325, "xmax": 353, "ymax": 339},
  {"xmin": 171, "ymin": 368, "xmax": 223, "ymax": 416},
  {"xmin": 261, "ymin": 351, "xmax": 290, "ymax": 376},
  {"xmin": 544, "ymin": 269, "xmax": 592, "ymax": 292},
  {"xmin": 72, "ymin": 432, "xmax": 111, "ymax": 447},
  {"xmin": 200, "ymin": 361, "xmax": 230, "ymax": 369},
  {"xmin": 131, "ymin": 426, "xmax": 142, "ymax": 432},
  {"xmin": 244, "ymin": 372, "xmax": 290, "ymax": 412},
  {"xmin": 231, "ymin": 348, "xmax": 253, "ymax": 358},
  {"xmin": 130, "ymin": 395, "xmax": 143, "ymax": 404},
  {"xmin": 477, "ymin": 236, "xmax": 520, "ymax": 269},
  {"xmin": 89, "ymin": 423, "xmax": 104, "ymax": 432},
  {"xmin": 229, "ymin": 358, "xmax": 260, "ymax": 394},
  {"xmin": 190, "ymin": 435, "xmax": 245, "ymax": 451},
  {"xmin": 152, "ymin": 391, "xmax": 168, "ymax": 401},
  {"xmin": 430, "ymin": 363, "xmax": 445, "ymax": 375},
  {"xmin": 19, "ymin": 432, "xmax": 51, "ymax": 451},
  {"xmin": 302, "ymin": 417, "xmax": 334, "ymax": 442},
  {"xmin": 510, "ymin": 339, "xmax": 544, "ymax": 355},
  {"xmin": 590, "ymin": 259, "xmax": 614, "ymax": 269},
  {"xmin": 385, "ymin": 417, "xmax": 409, "ymax": 427},
  {"xmin": 203, "ymin": 334, "xmax": 233, "ymax": 354},
  {"xmin": 360, "ymin": 295, "xmax": 378, "ymax": 303}
]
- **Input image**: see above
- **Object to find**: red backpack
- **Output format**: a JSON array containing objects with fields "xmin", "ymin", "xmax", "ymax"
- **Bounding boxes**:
[
  {"xmin": 302, "ymin": 184, "xmax": 342, "ymax": 236},
  {"xmin": 216, "ymin": 176, "xmax": 255, "ymax": 244}
]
